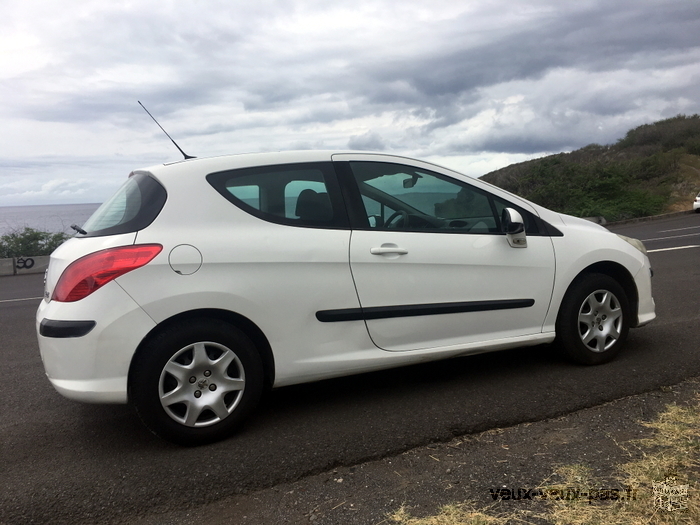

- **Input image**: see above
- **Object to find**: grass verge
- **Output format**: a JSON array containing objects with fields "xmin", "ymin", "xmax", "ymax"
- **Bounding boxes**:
[{"xmin": 388, "ymin": 395, "xmax": 700, "ymax": 525}]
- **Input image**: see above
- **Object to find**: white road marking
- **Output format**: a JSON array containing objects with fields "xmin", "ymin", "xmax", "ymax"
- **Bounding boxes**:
[
  {"xmin": 0, "ymin": 296, "xmax": 43, "ymax": 304},
  {"xmin": 642, "ymin": 232, "xmax": 700, "ymax": 242},
  {"xmin": 659, "ymin": 225, "xmax": 700, "ymax": 233},
  {"xmin": 647, "ymin": 245, "xmax": 700, "ymax": 253}
]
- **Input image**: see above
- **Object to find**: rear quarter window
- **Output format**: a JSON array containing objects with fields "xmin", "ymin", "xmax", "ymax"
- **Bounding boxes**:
[
  {"xmin": 207, "ymin": 162, "xmax": 349, "ymax": 228},
  {"xmin": 80, "ymin": 172, "xmax": 167, "ymax": 237}
]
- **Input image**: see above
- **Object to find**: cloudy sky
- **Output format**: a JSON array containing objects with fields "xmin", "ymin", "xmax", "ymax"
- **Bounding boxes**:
[{"xmin": 1, "ymin": 0, "xmax": 699, "ymax": 206}]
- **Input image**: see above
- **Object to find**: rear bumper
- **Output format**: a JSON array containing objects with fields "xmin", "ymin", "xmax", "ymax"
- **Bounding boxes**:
[
  {"xmin": 39, "ymin": 319, "xmax": 96, "ymax": 338},
  {"xmin": 48, "ymin": 377, "xmax": 130, "ymax": 403},
  {"xmin": 36, "ymin": 281, "xmax": 156, "ymax": 404}
]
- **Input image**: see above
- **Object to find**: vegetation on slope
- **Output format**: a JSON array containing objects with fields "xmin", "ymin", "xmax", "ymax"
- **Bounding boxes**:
[{"xmin": 481, "ymin": 114, "xmax": 700, "ymax": 222}]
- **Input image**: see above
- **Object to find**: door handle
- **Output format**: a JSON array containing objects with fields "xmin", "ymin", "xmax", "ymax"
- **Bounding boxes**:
[{"xmin": 370, "ymin": 245, "xmax": 408, "ymax": 256}]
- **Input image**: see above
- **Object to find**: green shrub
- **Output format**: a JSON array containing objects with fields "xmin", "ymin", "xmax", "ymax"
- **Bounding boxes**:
[
  {"xmin": 685, "ymin": 138, "xmax": 700, "ymax": 155},
  {"xmin": 0, "ymin": 227, "xmax": 70, "ymax": 259}
]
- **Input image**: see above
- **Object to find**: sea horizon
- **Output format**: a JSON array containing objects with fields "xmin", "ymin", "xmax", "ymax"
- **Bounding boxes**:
[{"xmin": 0, "ymin": 202, "xmax": 101, "ymax": 235}]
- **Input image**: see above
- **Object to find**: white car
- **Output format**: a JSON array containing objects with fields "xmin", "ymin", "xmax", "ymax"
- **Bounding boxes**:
[
  {"xmin": 36, "ymin": 152, "xmax": 655, "ymax": 445},
  {"xmin": 694, "ymin": 191, "xmax": 700, "ymax": 212}
]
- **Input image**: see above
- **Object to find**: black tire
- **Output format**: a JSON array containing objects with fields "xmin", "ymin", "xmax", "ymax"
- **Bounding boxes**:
[
  {"xmin": 129, "ymin": 319, "xmax": 264, "ymax": 446},
  {"xmin": 556, "ymin": 273, "xmax": 630, "ymax": 365}
]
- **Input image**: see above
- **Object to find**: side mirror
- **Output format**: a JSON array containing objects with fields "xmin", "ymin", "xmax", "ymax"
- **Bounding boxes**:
[
  {"xmin": 502, "ymin": 208, "xmax": 524, "ymax": 234},
  {"xmin": 502, "ymin": 208, "xmax": 527, "ymax": 248}
]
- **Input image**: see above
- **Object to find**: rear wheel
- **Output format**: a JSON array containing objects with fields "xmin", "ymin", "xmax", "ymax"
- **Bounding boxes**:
[
  {"xmin": 556, "ymin": 274, "xmax": 630, "ymax": 365},
  {"xmin": 130, "ymin": 319, "xmax": 264, "ymax": 445}
]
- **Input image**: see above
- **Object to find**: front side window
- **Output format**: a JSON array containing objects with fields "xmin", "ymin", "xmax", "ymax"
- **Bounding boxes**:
[
  {"xmin": 207, "ymin": 162, "xmax": 348, "ymax": 228},
  {"xmin": 348, "ymin": 162, "xmax": 499, "ymax": 233},
  {"xmin": 80, "ymin": 172, "xmax": 167, "ymax": 237}
]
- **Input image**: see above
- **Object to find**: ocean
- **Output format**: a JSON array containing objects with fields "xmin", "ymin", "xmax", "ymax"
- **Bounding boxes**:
[{"xmin": 0, "ymin": 203, "xmax": 101, "ymax": 236}]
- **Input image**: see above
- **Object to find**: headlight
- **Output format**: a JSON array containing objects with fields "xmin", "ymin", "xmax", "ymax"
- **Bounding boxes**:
[{"xmin": 617, "ymin": 234, "xmax": 647, "ymax": 255}]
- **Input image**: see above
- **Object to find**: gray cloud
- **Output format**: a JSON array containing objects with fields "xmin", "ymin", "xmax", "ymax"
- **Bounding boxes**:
[
  {"xmin": 1, "ymin": 0, "xmax": 699, "ymax": 205},
  {"xmin": 348, "ymin": 131, "xmax": 387, "ymax": 151}
]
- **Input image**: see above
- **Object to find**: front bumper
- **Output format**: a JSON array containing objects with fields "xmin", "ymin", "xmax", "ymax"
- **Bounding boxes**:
[{"xmin": 633, "ymin": 263, "xmax": 656, "ymax": 327}]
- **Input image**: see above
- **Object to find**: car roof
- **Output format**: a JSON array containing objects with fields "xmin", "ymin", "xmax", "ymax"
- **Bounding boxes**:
[
  {"xmin": 142, "ymin": 151, "xmax": 341, "ymax": 175},
  {"xmin": 139, "ymin": 150, "xmax": 458, "ymax": 177}
]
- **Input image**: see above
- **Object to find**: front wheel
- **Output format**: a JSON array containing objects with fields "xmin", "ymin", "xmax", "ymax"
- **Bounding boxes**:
[
  {"xmin": 556, "ymin": 274, "xmax": 630, "ymax": 365},
  {"xmin": 129, "ymin": 319, "xmax": 264, "ymax": 446}
]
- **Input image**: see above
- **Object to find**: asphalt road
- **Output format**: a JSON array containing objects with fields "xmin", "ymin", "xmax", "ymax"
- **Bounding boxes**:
[{"xmin": 1, "ymin": 212, "xmax": 699, "ymax": 525}]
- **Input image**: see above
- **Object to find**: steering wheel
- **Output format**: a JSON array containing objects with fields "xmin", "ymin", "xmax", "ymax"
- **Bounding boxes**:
[{"xmin": 385, "ymin": 210, "xmax": 408, "ymax": 228}]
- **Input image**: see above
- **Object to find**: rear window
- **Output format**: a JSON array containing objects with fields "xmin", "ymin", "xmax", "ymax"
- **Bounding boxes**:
[{"xmin": 80, "ymin": 172, "xmax": 167, "ymax": 237}]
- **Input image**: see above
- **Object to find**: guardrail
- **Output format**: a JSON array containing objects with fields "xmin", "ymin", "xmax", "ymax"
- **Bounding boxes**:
[{"xmin": 0, "ymin": 256, "xmax": 50, "ymax": 276}]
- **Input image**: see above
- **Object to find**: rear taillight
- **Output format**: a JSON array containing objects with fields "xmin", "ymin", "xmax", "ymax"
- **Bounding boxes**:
[{"xmin": 53, "ymin": 244, "xmax": 162, "ymax": 302}]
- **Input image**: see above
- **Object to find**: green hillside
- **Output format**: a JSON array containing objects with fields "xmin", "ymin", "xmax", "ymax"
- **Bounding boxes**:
[{"xmin": 480, "ymin": 114, "xmax": 700, "ymax": 222}]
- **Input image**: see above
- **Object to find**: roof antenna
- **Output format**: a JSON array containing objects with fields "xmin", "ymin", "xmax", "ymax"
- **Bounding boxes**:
[{"xmin": 138, "ymin": 101, "xmax": 196, "ymax": 160}]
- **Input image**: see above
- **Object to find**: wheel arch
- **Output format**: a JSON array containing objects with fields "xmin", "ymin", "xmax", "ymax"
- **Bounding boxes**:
[
  {"xmin": 561, "ymin": 261, "xmax": 639, "ymax": 327},
  {"xmin": 128, "ymin": 308, "xmax": 275, "ymax": 397}
]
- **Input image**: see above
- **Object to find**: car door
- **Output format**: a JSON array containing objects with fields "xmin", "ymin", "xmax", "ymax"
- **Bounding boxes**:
[
  {"xmin": 203, "ymin": 162, "xmax": 367, "ymax": 369},
  {"xmin": 332, "ymin": 155, "xmax": 556, "ymax": 352}
]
